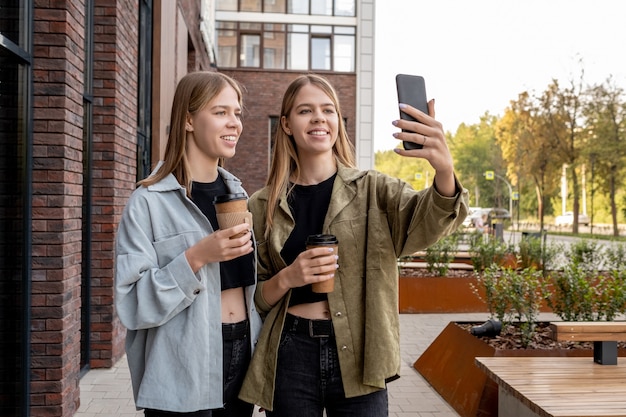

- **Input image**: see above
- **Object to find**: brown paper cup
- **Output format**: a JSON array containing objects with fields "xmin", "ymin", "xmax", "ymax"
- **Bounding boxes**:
[
  {"xmin": 215, "ymin": 211, "xmax": 252, "ymax": 238},
  {"xmin": 306, "ymin": 234, "xmax": 339, "ymax": 293},
  {"xmin": 213, "ymin": 193, "xmax": 251, "ymax": 238},
  {"xmin": 214, "ymin": 198, "xmax": 248, "ymax": 214}
]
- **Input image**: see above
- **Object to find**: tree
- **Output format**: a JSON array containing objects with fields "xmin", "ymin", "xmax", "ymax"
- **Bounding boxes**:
[
  {"xmin": 583, "ymin": 77, "xmax": 626, "ymax": 236},
  {"xmin": 374, "ymin": 149, "xmax": 434, "ymax": 191},
  {"xmin": 449, "ymin": 113, "xmax": 504, "ymax": 207},
  {"xmin": 496, "ymin": 92, "xmax": 561, "ymax": 230},
  {"xmin": 539, "ymin": 75, "xmax": 587, "ymax": 233}
]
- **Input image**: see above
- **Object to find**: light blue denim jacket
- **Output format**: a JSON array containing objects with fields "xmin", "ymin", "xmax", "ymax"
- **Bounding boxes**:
[{"xmin": 115, "ymin": 165, "xmax": 262, "ymax": 412}]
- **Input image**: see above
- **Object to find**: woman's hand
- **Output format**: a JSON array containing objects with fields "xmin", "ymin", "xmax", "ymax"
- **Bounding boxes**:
[
  {"xmin": 261, "ymin": 246, "xmax": 338, "ymax": 307},
  {"xmin": 185, "ymin": 223, "xmax": 253, "ymax": 273},
  {"xmin": 391, "ymin": 100, "xmax": 456, "ymax": 196}
]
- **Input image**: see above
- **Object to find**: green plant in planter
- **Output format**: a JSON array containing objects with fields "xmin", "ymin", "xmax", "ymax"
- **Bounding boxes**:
[
  {"xmin": 568, "ymin": 239, "xmax": 605, "ymax": 272},
  {"xmin": 469, "ymin": 236, "xmax": 509, "ymax": 272},
  {"xmin": 424, "ymin": 232, "xmax": 459, "ymax": 276},
  {"xmin": 472, "ymin": 264, "xmax": 547, "ymax": 347},
  {"xmin": 518, "ymin": 236, "xmax": 562, "ymax": 273},
  {"xmin": 605, "ymin": 242, "xmax": 626, "ymax": 271},
  {"xmin": 596, "ymin": 269, "xmax": 626, "ymax": 321},
  {"xmin": 546, "ymin": 241, "xmax": 626, "ymax": 321}
]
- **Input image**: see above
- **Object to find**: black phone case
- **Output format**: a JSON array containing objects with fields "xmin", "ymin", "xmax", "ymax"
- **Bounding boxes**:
[{"xmin": 396, "ymin": 74, "xmax": 428, "ymax": 150}]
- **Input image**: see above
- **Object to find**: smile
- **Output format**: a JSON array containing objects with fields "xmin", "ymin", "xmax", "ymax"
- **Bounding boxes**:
[
  {"xmin": 308, "ymin": 130, "xmax": 328, "ymax": 136},
  {"xmin": 222, "ymin": 135, "xmax": 237, "ymax": 142}
]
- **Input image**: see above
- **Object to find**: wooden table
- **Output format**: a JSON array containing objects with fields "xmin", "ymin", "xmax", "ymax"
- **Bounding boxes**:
[{"xmin": 476, "ymin": 356, "xmax": 626, "ymax": 417}]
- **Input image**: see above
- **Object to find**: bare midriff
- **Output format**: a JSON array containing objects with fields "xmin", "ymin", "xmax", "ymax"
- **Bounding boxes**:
[
  {"xmin": 287, "ymin": 300, "xmax": 331, "ymax": 320},
  {"xmin": 221, "ymin": 287, "xmax": 248, "ymax": 323}
]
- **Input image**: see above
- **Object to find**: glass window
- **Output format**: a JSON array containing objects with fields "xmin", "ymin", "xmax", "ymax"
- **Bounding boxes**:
[
  {"xmin": 217, "ymin": 30, "xmax": 238, "ymax": 68},
  {"xmin": 240, "ymin": 0, "xmax": 262, "ymax": 12},
  {"xmin": 217, "ymin": 21, "xmax": 237, "ymax": 29},
  {"xmin": 333, "ymin": 34, "xmax": 354, "ymax": 72},
  {"xmin": 335, "ymin": 0, "xmax": 356, "ymax": 16},
  {"xmin": 241, "ymin": 34, "xmax": 261, "ymax": 67},
  {"xmin": 264, "ymin": 32, "xmax": 285, "ymax": 69},
  {"xmin": 311, "ymin": 0, "xmax": 332, "ymax": 15},
  {"xmin": 240, "ymin": 22, "xmax": 262, "ymax": 30},
  {"xmin": 311, "ymin": 25, "xmax": 332, "ymax": 34},
  {"xmin": 287, "ymin": 0, "xmax": 308, "ymax": 14},
  {"xmin": 311, "ymin": 37, "xmax": 331, "ymax": 70},
  {"xmin": 334, "ymin": 26, "xmax": 355, "ymax": 35},
  {"xmin": 264, "ymin": 23, "xmax": 285, "ymax": 31},
  {"xmin": 264, "ymin": 0, "xmax": 286, "ymax": 13},
  {"xmin": 287, "ymin": 33, "xmax": 308, "ymax": 70},
  {"xmin": 0, "ymin": 43, "xmax": 29, "ymax": 417},
  {"xmin": 216, "ymin": 0, "xmax": 237, "ymax": 11},
  {"xmin": 288, "ymin": 24, "xmax": 308, "ymax": 33}
]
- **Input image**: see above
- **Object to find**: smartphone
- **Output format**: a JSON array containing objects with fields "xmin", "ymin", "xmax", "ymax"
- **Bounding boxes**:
[{"xmin": 395, "ymin": 74, "xmax": 428, "ymax": 150}]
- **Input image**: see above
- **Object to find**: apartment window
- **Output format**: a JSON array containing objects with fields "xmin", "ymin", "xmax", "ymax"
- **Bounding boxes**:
[
  {"xmin": 217, "ymin": 0, "xmax": 355, "ymax": 16},
  {"xmin": 241, "ymin": 34, "xmax": 261, "ymax": 67},
  {"xmin": 264, "ymin": 0, "xmax": 285, "ymax": 13},
  {"xmin": 216, "ymin": 0, "xmax": 237, "ymax": 11},
  {"xmin": 311, "ymin": 0, "xmax": 333, "ymax": 15},
  {"xmin": 217, "ymin": 22, "xmax": 355, "ymax": 72},
  {"xmin": 241, "ymin": 0, "xmax": 262, "ymax": 12},
  {"xmin": 311, "ymin": 36, "xmax": 330, "ymax": 70},
  {"xmin": 263, "ymin": 25, "xmax": 285, "ymax": 69}
]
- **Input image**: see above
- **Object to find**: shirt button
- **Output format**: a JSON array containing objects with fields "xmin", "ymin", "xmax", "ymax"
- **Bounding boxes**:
[
  {"xmin": 335, "ymin": 311, "xmax": 342, "ymax": 317},
  {"xmin": 341, "ymin": 345, "xmax": 348, "ymax": 351},
  {"xmin": 193, "ymin": 289, "xmax": 201, "ymax": 295}
]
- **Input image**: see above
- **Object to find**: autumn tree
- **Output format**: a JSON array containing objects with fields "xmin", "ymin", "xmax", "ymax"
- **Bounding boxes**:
[
  {"xmin": 496, "ymin": 91, "xmax": 562, "ymax": 230},
  {"xmin": 539, "ymin": 75, "xmax": 587, "ymax": 233},
  {"xmin": 583, "ymin": 77, "xmax": 626, "ymax": 236}
]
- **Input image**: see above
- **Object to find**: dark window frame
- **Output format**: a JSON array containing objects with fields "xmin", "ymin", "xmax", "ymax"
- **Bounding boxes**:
[{"xmin": 217, "ymin": 22, "xmax": 354, "ymax": 72}]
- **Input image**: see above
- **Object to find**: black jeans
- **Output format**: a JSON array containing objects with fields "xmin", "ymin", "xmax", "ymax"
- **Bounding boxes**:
[
  {"xmin": 145, "ymin": 319, "xmax": 253, "ymax": 417},
  {"xmin": 267, "ymin": 314, "xmax": 388, "ymax": 417}
]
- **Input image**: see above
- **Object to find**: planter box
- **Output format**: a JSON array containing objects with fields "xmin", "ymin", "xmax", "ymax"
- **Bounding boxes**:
[
  {"xmin": 398, "ymin": 273, "xmax": 553, "ymax": 314},
  {"xmin": 399, "ymin": 275, "xmax": 487, "ymax": 313},
  {"xmin": 414, "ymin": 321, "xmax": 626, "ymax": 417}
]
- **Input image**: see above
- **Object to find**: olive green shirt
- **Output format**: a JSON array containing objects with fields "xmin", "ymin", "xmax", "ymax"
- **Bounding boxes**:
[{"xmin": 239, "ymin": 163, "xmax": 469, "ymax": 410}]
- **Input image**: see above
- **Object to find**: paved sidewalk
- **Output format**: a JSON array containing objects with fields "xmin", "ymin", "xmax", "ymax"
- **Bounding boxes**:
[{"xmin": 76, "ymin": 313, "xmax": 492, "ymax": 417}]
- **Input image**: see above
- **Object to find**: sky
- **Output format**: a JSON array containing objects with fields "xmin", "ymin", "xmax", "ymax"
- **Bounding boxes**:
[{"xmin": 373, "ymin": 0, "xmax": 626, "ymax": 151}]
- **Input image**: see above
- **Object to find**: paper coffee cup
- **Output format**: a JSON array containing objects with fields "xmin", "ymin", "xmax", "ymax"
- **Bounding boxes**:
[
  {"xmin": 306, "ymin": 234, "xmax": 339, "ymax": 293},
  {"xmin": 213, "ymin": 193, "xmax": 252, "ymax": 238}
]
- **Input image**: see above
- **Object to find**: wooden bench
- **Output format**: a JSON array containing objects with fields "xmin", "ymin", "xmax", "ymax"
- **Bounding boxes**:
[
  {"xmin": 550, "ymin": 321, "xmax": 626, "ymax": 365},
  {"xmin": 476, "ymin": 356, "xmax": 626, "ymax": 417}
]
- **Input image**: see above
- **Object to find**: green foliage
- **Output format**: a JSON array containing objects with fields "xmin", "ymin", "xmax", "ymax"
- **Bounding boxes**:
[
  {"xmin": 374, "ymin": 149, "xmax": 434, "ymax": 190},
  {"xmin": 604, "ymin": 243, "xmax": 626, "ymax": 271},
  {"xmin": 468, "ymin": 235, "xmax": 508, "ymax": 272},
  {"xmin": 518, "ymin": 235, "xmax": 563, "ymax": 274},
  {"xmin": 473, "ymin": 265, "xmax": 546, "ymax": 347},
  {"xmin": 546, "ymin": 241, "xmax": 626, "ymax": 321},
  {"xmin": 471, "ymin": 236, "xmax": 626, "ymax": 346},
  {"xmin": 424, "ymin": 233, "xmax": 459, "ymax": 276},
  {"xmin": 568, "ymin": 239, "xmax": 604, "ymax": 272}
]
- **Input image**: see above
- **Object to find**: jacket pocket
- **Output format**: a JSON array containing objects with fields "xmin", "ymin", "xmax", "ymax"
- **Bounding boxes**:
[{"xmin": 153, "ymin": 233, "xmax": 190, "ymax": 267}]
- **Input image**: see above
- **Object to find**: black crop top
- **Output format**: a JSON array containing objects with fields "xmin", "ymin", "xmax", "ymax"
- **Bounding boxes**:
[
  {"xmin": 280, "ymin": 173, "xmax": 336, "ymax": 307},
  {"xmin": 191, "ymin": 178, "xmax": 254, "ymax": 291}
]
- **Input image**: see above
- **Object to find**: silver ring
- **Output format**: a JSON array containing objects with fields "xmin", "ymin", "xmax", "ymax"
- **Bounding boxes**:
[{"xmin": 423, "ymin": 135, "xmax": 428, "ymax": 145}]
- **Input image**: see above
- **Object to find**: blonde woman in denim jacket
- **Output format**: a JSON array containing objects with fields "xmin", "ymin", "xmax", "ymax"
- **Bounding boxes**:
[
  {"xmin": 115, "ymin": 72, "xmax": 262, "ymax": 417},
  {"xmin": 239, "ymin": 74, "xmax": 468, "ymax": 416}
]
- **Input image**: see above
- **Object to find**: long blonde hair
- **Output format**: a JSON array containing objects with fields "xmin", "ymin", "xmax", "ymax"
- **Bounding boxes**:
[
  {"xmin": 263, "ymin": 74, "xmax": 356, "ymax": 238},
  {"xmin": 139, "ymin": 71, "xmax": 243, "ymax": 196}
]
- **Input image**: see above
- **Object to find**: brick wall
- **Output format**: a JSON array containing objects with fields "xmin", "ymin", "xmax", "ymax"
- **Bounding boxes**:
[
  {"xmin": 31, "ymin": 1, "xmax": 86, "ymax": 415},
  {"xmin": 221, "ymin": 70, "xmax": 357, "ymax": 194},
  {"xmin": 90, "ymin": 0, "xmax": 139, "ymax": 369}
]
